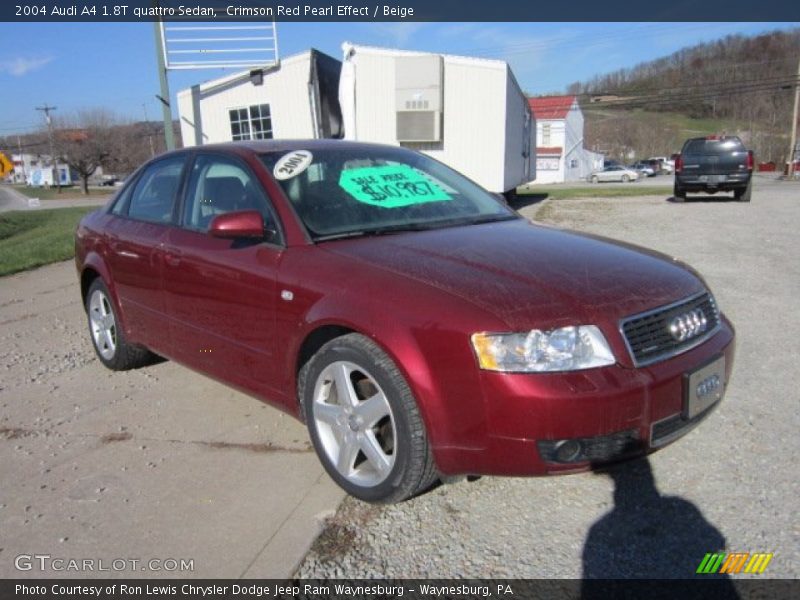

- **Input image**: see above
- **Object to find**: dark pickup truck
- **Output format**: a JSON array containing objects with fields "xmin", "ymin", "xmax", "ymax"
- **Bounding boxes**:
[{"xmin": 674, "ymin": 136, "xmax": 754, "ymax": 202}]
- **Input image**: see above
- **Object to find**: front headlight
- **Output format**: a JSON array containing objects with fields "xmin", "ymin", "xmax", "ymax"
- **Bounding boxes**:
[{"xmin": 471, "ymin": 325, "xmax": 615, "ymax": 373}]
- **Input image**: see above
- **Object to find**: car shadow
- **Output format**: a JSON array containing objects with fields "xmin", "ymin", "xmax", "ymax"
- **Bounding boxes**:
[
  {"xmin": 666, "ymin": 194, "xmax": 739, "ymax": 204},
  {"xmin": 508, "ymin": 193, "xmax": 549, "ymax": 211},
  {"xmin": 580, "ymin": 457, "xmax": 740, "ymax": 598}
]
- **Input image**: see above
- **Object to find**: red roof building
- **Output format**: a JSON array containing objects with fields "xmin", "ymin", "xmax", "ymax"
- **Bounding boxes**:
[
  {"xmin": 528, "ymin": 95, "xmax": 577, "ymax": 120},
  {"xmin": 526, "ymin": 95, "xmax": 604, "ymax": 184}
]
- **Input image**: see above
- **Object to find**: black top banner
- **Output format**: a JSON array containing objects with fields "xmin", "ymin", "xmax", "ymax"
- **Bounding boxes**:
[{"xmin": 3, "ymin": 0, "xmax": 800, "ymax": 22}]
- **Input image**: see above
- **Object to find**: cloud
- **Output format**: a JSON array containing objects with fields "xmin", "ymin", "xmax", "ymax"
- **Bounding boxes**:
[
  {"xmin": 364, "ymin": 22, "xmax": 427, "ymax": 47},
  {"xmin": 1, "ymin": 56, "xmax": 54, "ymax": 76}
]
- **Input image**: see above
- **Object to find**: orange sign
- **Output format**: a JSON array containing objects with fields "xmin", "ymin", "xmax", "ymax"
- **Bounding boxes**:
[{"xmin": 0, "ymin": 152, "xmax": 13, "ymax": 176}]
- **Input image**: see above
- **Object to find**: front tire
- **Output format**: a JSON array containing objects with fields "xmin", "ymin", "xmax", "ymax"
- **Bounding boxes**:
[
  {"xmin": 621, "ymin": 175, "xmax": 629, "ymax": 183},
  {"xmin": 299, "ymin": 334, "xmax": 437, "ymax": 503},
  {"xmin": 86, "ymin": 279, "xmax": 152, "ymax": 371}
]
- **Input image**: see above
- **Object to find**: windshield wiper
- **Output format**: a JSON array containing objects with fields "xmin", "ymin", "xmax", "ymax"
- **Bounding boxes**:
[
  {"xmin": 313, "ymin": 215, "xmax": 518, "ymax": 242},
  {"xmin": 313, "ymin": 222, "xmax": 443, "ymax": 242}
]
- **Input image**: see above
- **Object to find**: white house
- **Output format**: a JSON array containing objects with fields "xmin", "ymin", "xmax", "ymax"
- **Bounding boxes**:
[
  {"xmin": 177, "ymin": 43, "xmax": 535, "ymax": 194},
  {"xmin": 528, "ymin": 95, "xmax": 603, "ymax": 184}
]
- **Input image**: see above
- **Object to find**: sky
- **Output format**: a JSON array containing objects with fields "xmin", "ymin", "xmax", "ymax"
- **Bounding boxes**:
[{"xmin": 1, "ymin": 21, "xmax": 798, "ymax": 137}]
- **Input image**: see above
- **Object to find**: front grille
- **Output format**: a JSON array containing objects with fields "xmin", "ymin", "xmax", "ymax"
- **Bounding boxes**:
[{"xmin": 621, "ymin": 292, "xmax": 720, "ymax": 366}]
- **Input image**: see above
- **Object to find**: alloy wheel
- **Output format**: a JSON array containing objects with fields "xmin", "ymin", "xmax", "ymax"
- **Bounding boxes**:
[{"xmin": 312, "ymin": 360, "xmax": 397, "ymax": 487}]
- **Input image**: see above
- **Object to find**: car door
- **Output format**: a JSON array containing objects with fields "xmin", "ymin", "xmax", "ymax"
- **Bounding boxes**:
[
  {"xmin": 104, "ymin": 154, "xmax": 188, "ymax": 352},
  {"xmin": 162, "ymin": 152, "xmax": 285, "ymax": 396}
]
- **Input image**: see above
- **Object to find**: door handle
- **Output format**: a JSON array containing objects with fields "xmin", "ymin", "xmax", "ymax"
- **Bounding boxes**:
[{"xmin": 163, "ymin": 248, "xmax": 182, "ymax": 267}]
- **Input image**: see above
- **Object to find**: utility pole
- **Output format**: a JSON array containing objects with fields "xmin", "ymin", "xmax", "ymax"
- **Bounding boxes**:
[
  {"xmin": 153, "ymin": 6, "xmax": 175, "ymax": 151},
  {"xmin": 788, "ymin": 55, "xmax": 800, "ymax": 179},
  {"xmin": 35, "ymin": 103, "xmax": 60, "ymax": 193},
  {"xmin": 142, "ymin": 103, "xmax": 156, "ymax": 157},
  {"xmin": 16, "ymin": 135, "xmax": 26, "ymax": 183}
]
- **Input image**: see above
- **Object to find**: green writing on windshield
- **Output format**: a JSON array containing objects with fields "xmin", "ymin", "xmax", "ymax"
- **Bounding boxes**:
[{"xmin": 338, "ymin": 165, "xmax": 452, "ymax": 208}]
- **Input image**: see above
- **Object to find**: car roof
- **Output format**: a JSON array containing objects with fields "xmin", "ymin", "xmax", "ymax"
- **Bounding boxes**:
[{"xmin": 181, "ymin": 139, "xmax": 404, "ymax": 156}]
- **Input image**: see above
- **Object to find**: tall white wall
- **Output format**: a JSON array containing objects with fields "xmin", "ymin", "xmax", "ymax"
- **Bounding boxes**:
[
  {"xmin": 563, "ymin": 103, "xmax": 585, "ymax": 182},
  {"xmin": 349, "ymin": 48, "xmax": 515, "ymax": 192},
  {"xmin": 503, "ymin": 68, "xmax": 535, "ymax": 191}
]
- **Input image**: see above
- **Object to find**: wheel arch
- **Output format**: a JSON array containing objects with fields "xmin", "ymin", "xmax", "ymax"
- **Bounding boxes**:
[
  {"xmin": 78, "ymin": 253, "xmax": 130, "ymax": 336},
  {"xmin": 292, "ymin": 319, "xmax": 446, "ymax": 452}
]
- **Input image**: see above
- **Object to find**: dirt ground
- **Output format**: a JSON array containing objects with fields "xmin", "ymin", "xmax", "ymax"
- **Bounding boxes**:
[{"xmin": 0, "ymin": 261, "xmax": 343, "ymax": 578}]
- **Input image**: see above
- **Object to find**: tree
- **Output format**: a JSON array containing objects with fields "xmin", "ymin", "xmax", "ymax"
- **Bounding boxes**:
[{"xmin": 55, "ymin": 110, "xmax": 121, "ymax": 195}]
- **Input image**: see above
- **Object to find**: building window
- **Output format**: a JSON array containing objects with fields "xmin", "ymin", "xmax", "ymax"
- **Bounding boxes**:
[
  {"xmin": 229, "ymin": 104, "xmax": 273, "ymax": 141},
  {"xmin": 229, "ymin": 108, "xmax": 250, "ymax": 141},
  {"xmin": 542, "ymin": 123, "xmax": 551, "ymax": 146}
]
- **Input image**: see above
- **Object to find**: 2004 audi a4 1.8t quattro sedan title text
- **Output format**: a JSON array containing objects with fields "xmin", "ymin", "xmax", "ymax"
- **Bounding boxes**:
[{"xmin": 75, "ymin": 141, "xmax": 735, "ymax": 503}]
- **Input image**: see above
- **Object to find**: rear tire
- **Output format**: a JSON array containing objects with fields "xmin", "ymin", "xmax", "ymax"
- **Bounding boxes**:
[
  {"xmin": 673, "ymin": 183, "xmax": 686, "ymax": 202},
  {"xmin": 86, "ymin": 279, "xmax": 152, "ymax": 371},
  {"xmin": 591, "ymin": 176, "xmax": 599, "ymax": 184},
  {"xmin": 299, "ymin": 333, "xmax": 437, "ymax": 503},
  {"xmin": 735, "ymin": 180, "xmax": 752, "ymax": 202}
]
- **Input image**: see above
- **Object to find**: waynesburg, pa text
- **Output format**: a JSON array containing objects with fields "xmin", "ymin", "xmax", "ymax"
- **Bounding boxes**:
[{"xmin": 16, "ymin": 583, "xmax": 517, "ymax": 597}]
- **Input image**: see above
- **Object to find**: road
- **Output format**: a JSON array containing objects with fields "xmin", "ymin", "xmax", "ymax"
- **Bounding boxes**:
[
  {"xmin": 0, "ymin": 263, "xmax": 343, "ymax": 578},
  {"xmin": 0, "ymin": 184, "xmax": 109, "ymax": 213},
  {"xmin": 297, "ymin": 176, "xmax": 800, "ymax": 579}
]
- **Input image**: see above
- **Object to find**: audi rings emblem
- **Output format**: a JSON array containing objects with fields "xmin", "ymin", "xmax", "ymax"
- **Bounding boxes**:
[{"xmin": 668, "ymin": 308, "xmax": 708, "ymax": 342}]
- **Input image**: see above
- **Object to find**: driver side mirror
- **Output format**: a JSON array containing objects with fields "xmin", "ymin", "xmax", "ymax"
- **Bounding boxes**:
[{"xmin": 209, "ymin": 210, "xmax": 268, "ymax": 239}]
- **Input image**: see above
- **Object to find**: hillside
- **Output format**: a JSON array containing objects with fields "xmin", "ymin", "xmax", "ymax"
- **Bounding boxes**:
[{"xmin": 569, "ymin": 29, "xmax": 800, "ymax": 162}]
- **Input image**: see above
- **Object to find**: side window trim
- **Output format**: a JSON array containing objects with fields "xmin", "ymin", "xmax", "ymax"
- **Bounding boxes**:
[{"xmin": 180, "ymin": 151, "xmax": 286, "ymax": 248}]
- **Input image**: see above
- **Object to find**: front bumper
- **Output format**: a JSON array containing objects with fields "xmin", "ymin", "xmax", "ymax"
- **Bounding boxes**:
[{"xmin": 433, "ymin": 317, "xmax": 735, "ymax": 476}]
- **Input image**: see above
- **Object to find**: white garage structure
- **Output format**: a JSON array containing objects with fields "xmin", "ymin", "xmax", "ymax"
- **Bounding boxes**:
[
  {"xmin": 177, "ymin": 43, "xmax": 535, "ymax": 194},
  {"xmin": 177, "ymin": 49, "xmax": 343, "ymax": 147},
  {"xmin": 339, "ymin": 43, "xmax": 535, "ymax": 193}
]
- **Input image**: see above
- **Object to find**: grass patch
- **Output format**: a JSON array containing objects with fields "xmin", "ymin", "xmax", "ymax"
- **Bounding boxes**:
[
  {"xmin": 0, "ymin": 207, "xmax": 96, "ymax": 277},
  {"xmin": 12, "ymin": 185, "xmax": 113, "ymax": 201},
  {"xmin": 518, "ymin": 185, "xmax": 669, "ymax": 200}
]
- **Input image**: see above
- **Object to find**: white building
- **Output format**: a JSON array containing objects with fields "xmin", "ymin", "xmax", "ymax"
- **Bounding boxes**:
[
  {"xmin": 10, "ymin": 153, "xmax": 72, "ymax": 187},
  {"xmin": 338, "ymin": 43, "xmax": 535, "ymax": 193},
  {"xmin": 177, "ymin": 49, "xmax": 343, "ymax": 147},
  {"xmin": 528, "ymin": 95, "xmax": 603, "ymax": 184},
  {"xmin": 177, "ymin": 43, "xmax": 535, "ymax": 194}
]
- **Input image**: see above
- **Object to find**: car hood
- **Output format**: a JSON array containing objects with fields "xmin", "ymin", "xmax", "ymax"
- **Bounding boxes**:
[{"xmin": 322, "ymin": 219, "xmax": 704, "ymax": 330}]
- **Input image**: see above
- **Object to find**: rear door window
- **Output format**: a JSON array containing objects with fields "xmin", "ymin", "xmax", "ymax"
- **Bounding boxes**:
[{"xmin": 127, "ymin": 155, "xmax": 187, "ymax": 224}]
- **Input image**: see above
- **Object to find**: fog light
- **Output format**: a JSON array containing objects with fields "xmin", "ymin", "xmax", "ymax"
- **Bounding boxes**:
[{"xmin": 555, "ymin": 440, "xmax": 583, "ymax": 462}]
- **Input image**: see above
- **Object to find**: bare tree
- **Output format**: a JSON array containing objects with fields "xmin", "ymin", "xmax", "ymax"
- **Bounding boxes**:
[{"xmin": 55, "ymin": 109, "xmax": 121, "ymax": 194}]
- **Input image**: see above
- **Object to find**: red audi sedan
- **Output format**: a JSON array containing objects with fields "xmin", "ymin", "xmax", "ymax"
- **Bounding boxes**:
[{"xmin": 75, "ymin": 141, "xmax": 735, "ymax": 503}]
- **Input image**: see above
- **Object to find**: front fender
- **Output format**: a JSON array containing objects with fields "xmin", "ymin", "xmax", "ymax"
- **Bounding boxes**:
[{"xmin": 285, "ymin": 279, "xmax": 499, "ymax": 469}]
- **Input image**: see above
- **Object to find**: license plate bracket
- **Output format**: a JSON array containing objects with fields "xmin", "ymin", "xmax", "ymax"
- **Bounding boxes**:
[{"xmin": 683, "ymin": 355, "xmax": 725, "ymax": 419}]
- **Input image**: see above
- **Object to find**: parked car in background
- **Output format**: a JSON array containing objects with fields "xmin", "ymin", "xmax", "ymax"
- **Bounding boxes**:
[
  {"xmin": 75, "ymin": 140, "xmax": 734, "ymax": 503},
  {"xmin": 630, "ymin": 162, "xmax": 656, "ymax": 177},
  {"xmin": 591, "ymin": 165, "xmax": 639, "ymax": 183},
  {"xmin": 648, "ymin": 156, "xmax": 675, "ymax": 174},
  {"xmin": 674, "ymin": 135, "xmax": 754, "ymax": 201}
]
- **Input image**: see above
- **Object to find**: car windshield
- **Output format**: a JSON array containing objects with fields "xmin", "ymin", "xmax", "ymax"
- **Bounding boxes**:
[{"xmin": 260, "ymin": 146, "xmax": 517, "ymax": 241}]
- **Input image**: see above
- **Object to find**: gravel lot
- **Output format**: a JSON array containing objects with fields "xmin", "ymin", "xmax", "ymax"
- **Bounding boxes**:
[{"xmin": 296, "ymin": 176, "xmax": 800, "ymax": 579}]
